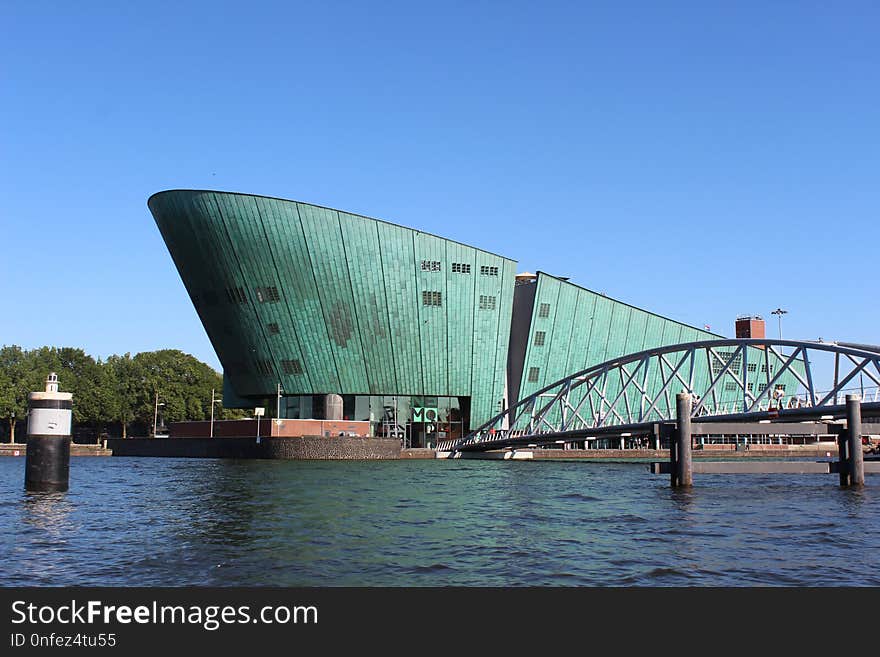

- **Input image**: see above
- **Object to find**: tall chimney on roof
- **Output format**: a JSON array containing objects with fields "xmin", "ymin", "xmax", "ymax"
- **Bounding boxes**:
[{"xmin": 735, "ymin": 315, "xmax": 765, "ymax": 339}]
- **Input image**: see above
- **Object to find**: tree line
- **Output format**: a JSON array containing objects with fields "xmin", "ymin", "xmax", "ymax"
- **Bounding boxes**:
[{"xmin": 0, "ymin": 346, "xmax": 247, "ymax": 442}]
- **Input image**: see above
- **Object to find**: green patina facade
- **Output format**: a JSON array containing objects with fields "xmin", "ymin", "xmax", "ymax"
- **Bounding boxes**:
[
  {"xmin": 510, "ymin": 272, "xmax": 722, "ymax": 413},
  {"xmin": 150, "ymin": 189, "xmax": 798, "ymax": 437},
  {"xmin": 149, "ymin": 190, "xmax": 514, "ymax": 428},
  {"xmin": 509, "ymin": 272, "xmax": 798, "ymax": 425}
]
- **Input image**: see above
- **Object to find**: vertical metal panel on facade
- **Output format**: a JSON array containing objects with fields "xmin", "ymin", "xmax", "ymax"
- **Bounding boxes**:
[
  {"xmin": 297, "ymin": 205, "xmax": 369, "ymax": 393},
  {"xmin": 206, "ymin": 193, "xmax": 283, "ymax": 395},
  {"xmin": 250, "ymin": 198, "xmax": 314, "ymax": 395},
  {"xmin": 491, "ymin": 258, "xmax": 517, "ymax": 418},
  {"xmin": 414, "ymin": 233, "xmax": 449, "ymax": 394},
  {"xmin": 444, "ymin": 242, "xmax": 476, "ymax": 397},
  {"xmin": 220, "ymin": 194, "xmax": 311, "ymax": 395},
  {"xmin": 166, "ymin": 193, "xmax": 266, "ymax": 396},
  {"xmin": 585, "ymin": 293, "xmax": 614, "ymax": 369},
  {"xmin": 564, "ymin": 289, "xmax": 596, "ymax": 378},
  {"xmin": 376, "ymin": 222, "xmax": 423, "ymax": 396},
  {"xmin": 256, "ymin": 197, "xmax": 340, "ymax": 392},
  {"xmin": 338, "ymin": 212, "xmax": 397, "ymax": 395},
  {"xmin": 540, "ymin": 277, "xmax": 578, "ymax": 426},
  {"xmin": 470, "ymin": 252, "xmax": 510, "ymax": 423}
]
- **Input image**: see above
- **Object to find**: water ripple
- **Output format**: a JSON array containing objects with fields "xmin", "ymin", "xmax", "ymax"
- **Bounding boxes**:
[{"xmin": 0, "ymin": 458, "xmax": 878, "ymax": 586}]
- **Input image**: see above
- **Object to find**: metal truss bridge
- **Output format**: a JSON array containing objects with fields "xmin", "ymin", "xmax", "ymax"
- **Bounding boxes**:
[{"xmin": 438, "ymin": 339, "xmax": 880, "ymax": 453}]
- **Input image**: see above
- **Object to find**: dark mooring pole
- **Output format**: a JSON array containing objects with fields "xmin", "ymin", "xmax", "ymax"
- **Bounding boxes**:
[
  {"xmin": 844, "ymin": 394, "xmax": 864, "ymax": 487},
  {"xmin": 837, "ymin": 420, "xmax": 849, "ymax": 486},
  {"xmin": 672, "ymin": 393, "xmax": 693, "ymax": 487},
  {"xmin": 25, "ymin": 373, "xmax": 72, "ymax": 492}
]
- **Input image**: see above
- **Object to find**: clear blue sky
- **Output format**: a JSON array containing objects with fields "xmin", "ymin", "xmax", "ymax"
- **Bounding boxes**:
[{"xmin": 2, "ymin": 1, "xmax": 877, "ymax": 372}]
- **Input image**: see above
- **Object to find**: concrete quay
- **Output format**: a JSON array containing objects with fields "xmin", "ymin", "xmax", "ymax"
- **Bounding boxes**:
[{"xmin": 0, "ymin": 443, "xmax": 111, "ymax": 457}]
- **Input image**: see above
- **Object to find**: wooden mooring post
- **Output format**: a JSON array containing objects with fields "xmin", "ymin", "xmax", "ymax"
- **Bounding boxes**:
[
  {"xmin": 671, "ymin": 393, "xmax": 692, "ymax": 487},
  {"xmin": 839, "ymin": 394, "xmax": 865, "ymax": 487},
  {"xmin": 653, "ymin": 393, "xmax": 879, "ymax": 487}
]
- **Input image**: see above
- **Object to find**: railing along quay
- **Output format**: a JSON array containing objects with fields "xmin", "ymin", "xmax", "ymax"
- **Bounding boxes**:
[{"xmin": 654, "ymin": 393, "xmax": 876, "ymax": 488}]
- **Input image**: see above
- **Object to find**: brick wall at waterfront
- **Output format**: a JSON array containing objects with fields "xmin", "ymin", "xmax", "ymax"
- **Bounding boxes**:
[
  {"xmin": 170, "ymin": 419, "xmax": 371, "ymax": 438},
  {"xmin": 107, "ymin": 436, "xmax": 400, "ymax": 460}
]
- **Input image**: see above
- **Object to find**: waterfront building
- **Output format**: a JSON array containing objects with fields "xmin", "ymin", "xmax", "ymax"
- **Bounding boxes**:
[{"xmin": 150, "ymin": 190, "xmax": 790, "ymax": 446}]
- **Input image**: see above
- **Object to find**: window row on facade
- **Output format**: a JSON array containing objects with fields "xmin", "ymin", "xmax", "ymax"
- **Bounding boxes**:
[
  {"xmin": 214, "ymin": 285, "xmax": 282, "ymax": 306},
  {"xmin": 421, "ymin": 291, "xmax": 499, "ymax": 310},
  {"xmin": 420, "ymin": 260, "xmax": 498, "ymax": 275},
  {"xmin": 723, "ymin": 381, "xmax": 786, "ymax": 393},
  {"xmin": 208, "ymin": 272, "xmax": 512, "ymax": 314},
  {"xmin": 713, "ymin": 351, "xmax": 776, "ymax": 376}
]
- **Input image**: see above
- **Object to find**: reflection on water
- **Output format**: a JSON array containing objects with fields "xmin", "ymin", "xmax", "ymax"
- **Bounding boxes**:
[
  {"xmin": 0, "ymin": 457, "xmax": 878, "ymax": 586},
  {"xmin": 22, "ymin": 491, "xmax": 76, "ymax": 534}
]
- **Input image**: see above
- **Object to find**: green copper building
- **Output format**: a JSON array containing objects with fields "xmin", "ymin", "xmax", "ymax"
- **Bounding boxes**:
[{"xmin": 150, "ymin": 189, "xmax": 768, "ymax": 447}]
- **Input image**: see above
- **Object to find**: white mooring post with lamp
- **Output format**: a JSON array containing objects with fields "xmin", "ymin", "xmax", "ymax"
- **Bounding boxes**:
[{"xmin": 25, "ymin": 372, "xmax": 73, "ymax": 492}]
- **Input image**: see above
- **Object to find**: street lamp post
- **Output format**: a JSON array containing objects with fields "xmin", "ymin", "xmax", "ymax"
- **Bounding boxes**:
[
  {"xmin": 276, "ymin": 382, "xmax": 283, "ymax": 420},
  {"xmin": 152, "ymin": 392, "xmax": 165, "ymax": 438},
  {"xmin": 771, "ymin": 308, "xmax": 788, "ymax": 339},
  {"xmin": 254, "ymin": 407, "xmax": 265, "ymax": 442},
  {"xmin": 209, "ymin": 388, "xmax": 222, "ymax": 438}
]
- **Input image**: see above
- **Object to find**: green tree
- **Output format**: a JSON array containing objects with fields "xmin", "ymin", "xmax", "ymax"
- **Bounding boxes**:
[
  {"xmin": 0, "ymin": 345, "xmax": 39, "ymax": 443},
  {"xmin": 104, "ymin": 353, "xmax": 142, "ymax": 438},
  {"xmin": 1, "ymin": 344, "xmax": 245, "ymax": 439},
  {"xmin": 130, "ymin": 350, "xmax": 227, "ymax": 433}
]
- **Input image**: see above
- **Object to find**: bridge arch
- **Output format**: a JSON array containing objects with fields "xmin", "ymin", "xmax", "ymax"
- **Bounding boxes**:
[{"xmin": 439, "ymin": 339, "xmax": 880, "ymax": 452}]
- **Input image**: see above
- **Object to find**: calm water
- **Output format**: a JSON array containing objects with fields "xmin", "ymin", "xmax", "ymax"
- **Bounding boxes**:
[{"xmin": 0, "ymin": 456, "xmax": 878, "ymax": 586}]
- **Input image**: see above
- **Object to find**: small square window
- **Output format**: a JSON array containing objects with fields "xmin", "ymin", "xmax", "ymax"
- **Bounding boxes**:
[
  {"xmin": 538, "ymin": 303, "xmax": 550, "ymax": 318},
  {"xmin": 528, "ymin": 367, "xmax": 540, "ymax": 382},
  {"xmin": 267, "ymin": 323, "xmax": 280, "ymax": 335},
  {"xmin": 478, "ymin": 295, "xmax": 496, "ymax": 310},
  {"xmin": 255, "ymin": 286, "xmax": 280, "ymax": 303},
  {"xmin": 226, "ymin": 286, "xmax": 247, "ymax": 304},
  {"xmin": 534, "ymin": 331, "xmax": 546, "ymax": 346},
  {"xmin": 422, "ymin": 291, "xmax": 442, "ymax": 306},
  {"xmin": 281, "ymin": 359, "xmax": 303, "ymax": 375}
]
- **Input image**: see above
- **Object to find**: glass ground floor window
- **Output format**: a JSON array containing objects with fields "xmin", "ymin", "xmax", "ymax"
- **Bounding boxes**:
[{"xmin": 276, "ymin": 394, "xmax": 471, "ymax": 448}]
